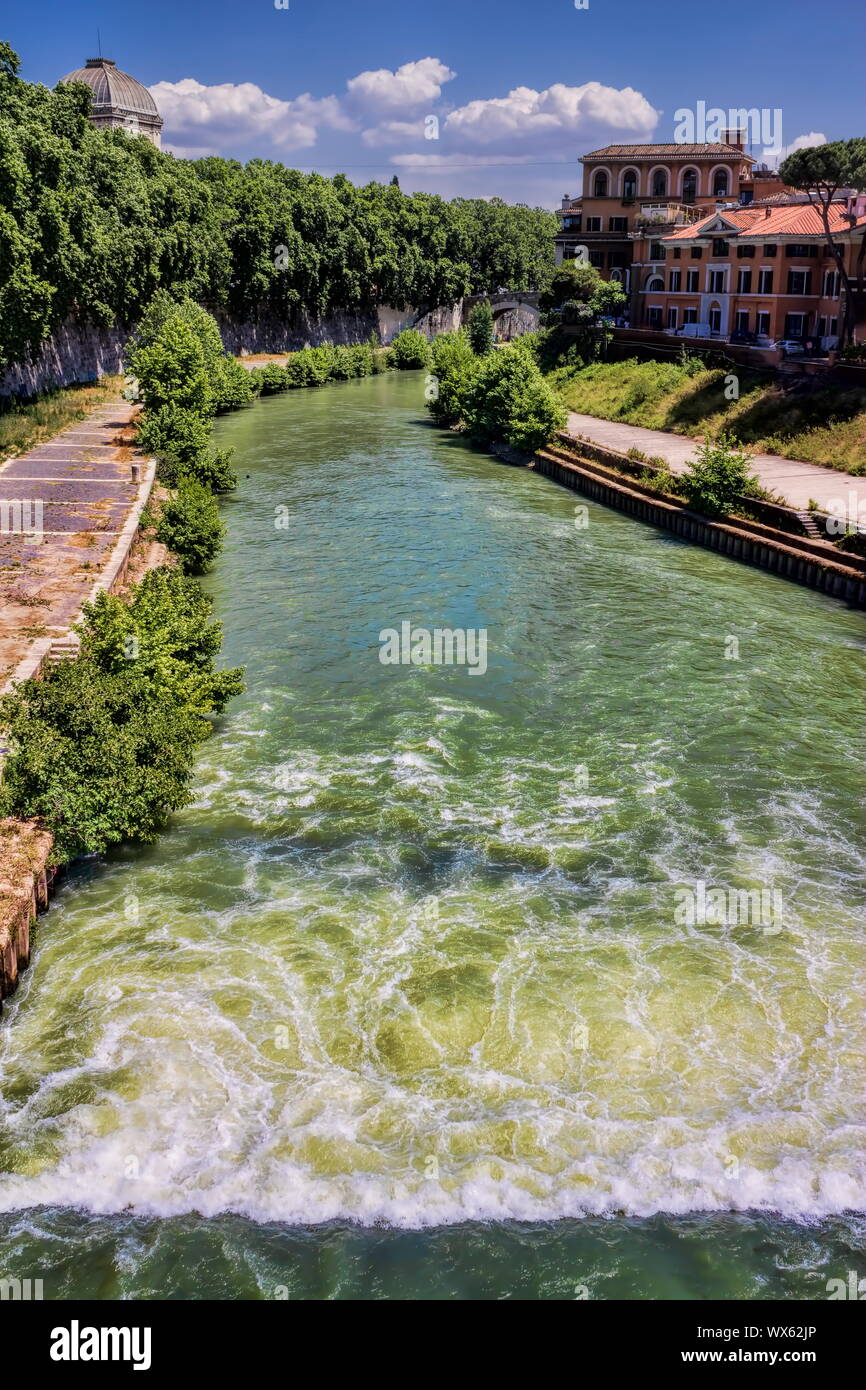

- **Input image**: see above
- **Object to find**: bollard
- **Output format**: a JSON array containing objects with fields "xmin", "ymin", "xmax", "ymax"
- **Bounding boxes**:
[{"xmin": 130, "ymin": 462, "xmax": 141, "ymax": 484}]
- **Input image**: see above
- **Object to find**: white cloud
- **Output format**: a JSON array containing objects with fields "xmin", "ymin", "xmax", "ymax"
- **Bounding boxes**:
[
  {"xmin": 346, "ymin": 58, "xmax": 455, "ymax": 113},
  {"xmin": 149, "ymin": 77, "xmax": 355, "ymax": 153},
  {"xmin": 762, "ymin": 131, "xmax": 826, "ymax": 169},
  {"xmin": 441, "ymin": 81, "xmax": 658, "ymax": 151}
]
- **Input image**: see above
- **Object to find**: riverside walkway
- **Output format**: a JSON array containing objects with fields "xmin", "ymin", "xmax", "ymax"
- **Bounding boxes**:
[
  {"xmin": 566, "ymin": 412, "xmax": 863, "ymax": 519},
  {"xmin": 0, "ymin": 401, "xmax": 155, "ymax": 690}
]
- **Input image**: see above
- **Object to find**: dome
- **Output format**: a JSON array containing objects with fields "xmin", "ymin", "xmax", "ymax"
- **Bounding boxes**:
[{"xmin": 60, "ymin": 58, "xmax": 159, "ymax": 120}]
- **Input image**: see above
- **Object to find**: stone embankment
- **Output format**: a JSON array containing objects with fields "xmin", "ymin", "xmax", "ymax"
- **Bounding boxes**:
[{"xmin": 514, "ymin": 436, "xmax": 866, "ymax": 607}]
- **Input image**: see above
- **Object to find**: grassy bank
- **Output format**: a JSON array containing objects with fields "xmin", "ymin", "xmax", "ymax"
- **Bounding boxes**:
[
  {"xmin": 0, "ymin": 375, "xmax": 126, "ymax": 464},
  {"xmin": 555, "ymin": 357, "xmax": 866, "ymax": 475}
]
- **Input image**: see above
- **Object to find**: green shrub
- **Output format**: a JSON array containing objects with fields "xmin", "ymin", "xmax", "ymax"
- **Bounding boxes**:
[
  {"xmin": 79, "ymin": 567, "xmax": 244, "ymax": 720},
  {"xmin": 468, "ymin": 300, "xmax": 495, "ymax": 356},
  {"xmin": 461, "ymin": 344, "xmax": 565, "ymax": 451},
  {"xmin": 0, "ymin": 567, "xmax": 244, "ymax": 863},
  {"xmin": 129, "ymin": 317, "xmax": 211, "ymax": 414},
  {"xmin": 257, "ymin": 362, "xmax": 290, "ymax": 394},
  {"xmin": 157, "ymin": 480, "xmax": 225, "ymax": 573},
  {"xmin": 426, "ymin": 330, "xmax": 478, "ymax": 425},
  {"xmin": 211, "ymin": 355, "xmax": 255, "ymax": 412},
  {"xmin": 136, "ymin": 403, "xmax": 211, "ymax": 465},
  {"xmin": 388, "ymin": 328, "xmax": 430, "ymax": 369},
  {"xmin": 680, "ymin": 434, "xmax": 758, "ymax": 518}
]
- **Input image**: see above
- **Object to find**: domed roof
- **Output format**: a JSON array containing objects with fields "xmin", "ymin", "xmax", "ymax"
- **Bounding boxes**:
[{"xmin": 60, "ymin": 58, "xmax": 159, "ymax": 119}]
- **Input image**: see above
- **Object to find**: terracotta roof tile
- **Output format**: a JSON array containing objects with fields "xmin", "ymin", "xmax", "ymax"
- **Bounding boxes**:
[
  {"xmin": 582, "ymin": 143, "xmax": 752, "ymax": 160},
  {"xmin": 663, "ymin": 201, "xmax": 866, "ymax": 241}
]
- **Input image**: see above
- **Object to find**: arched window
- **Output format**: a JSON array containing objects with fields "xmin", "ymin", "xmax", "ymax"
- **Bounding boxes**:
[
  {"xmin": 593, "ymin": 171, "xmax": 608, "ymax": 197},
  {"xmin": 713, "ymin": 168, "xmax": 729, "ymax": 197},
  {"xmin": 622, "ymin": 169, "xmax": 638, "ymax": 200},
  {"xmin": 652, "ymin": 169, "xmax": 668, "ymax": 197},
  {"xmin": 646, "ymin": 275, "xmax": 665, "ymax": 292},
  {"xmin": 682, "ymin": 169, "xmax": 697, "ymax": 204}
]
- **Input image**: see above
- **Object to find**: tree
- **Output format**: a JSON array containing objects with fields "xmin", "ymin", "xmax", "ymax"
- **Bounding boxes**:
[
  {"xmin": 460, "ymin": 343, "xmax": 565, "ymax": 452},
  {"xmin": 680, "ymin": 434, "xmax": 758, "ymax": 518},
  {"xmin": 467, "ymin": 300, "xmax": 495, "ymax": 355},
  {"xmin": 426, "ymin": 330, "xmax": 478, "ymax": 425},
  {"xmin": 388, "ymin": 328, "xmax": 431, "ymax": 369},
  {"xmin": 779, "ymin": 140, "xmax": 866, "ymax": 346}
]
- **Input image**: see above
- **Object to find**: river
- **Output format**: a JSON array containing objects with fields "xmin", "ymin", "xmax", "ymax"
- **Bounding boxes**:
[{"xmin": 1, "ymin": 369, "xmax": 864, "ymax": 1298}]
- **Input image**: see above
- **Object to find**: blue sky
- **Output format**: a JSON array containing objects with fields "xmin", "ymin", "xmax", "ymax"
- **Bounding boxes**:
[{"xmin": 7, "ymin": 0, "xmax": 865, "ymax": 205}]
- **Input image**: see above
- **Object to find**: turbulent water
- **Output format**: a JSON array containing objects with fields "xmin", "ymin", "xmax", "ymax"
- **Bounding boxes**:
[{"xmin": 1, "ymin": 370, "xmax": 864, "ymax": 1299}]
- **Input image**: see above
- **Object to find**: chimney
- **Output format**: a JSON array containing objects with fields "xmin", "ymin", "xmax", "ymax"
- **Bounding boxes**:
[
  {"xmin": 722, "ymin": 128, "xmax": 745, "ymax": 149},
  {"xmin": 561, "ymin": 194, "xmax": 571, "ymax": 208},
  {"xmin": 764, "ymin": 207, "xmax": 771, "ymax": 218}
]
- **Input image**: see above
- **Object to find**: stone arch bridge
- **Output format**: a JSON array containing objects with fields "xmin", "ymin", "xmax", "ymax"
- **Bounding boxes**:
[{"xmin": 461, "ymin": 291, "xmax": 541, "ymax": 337}]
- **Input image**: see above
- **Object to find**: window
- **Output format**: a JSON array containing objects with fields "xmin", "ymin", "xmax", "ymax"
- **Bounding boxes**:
[
  {"xmin": 764, "ymin": 244, "xmax": 777, "ymax": 256},
  {"xmin": 647, "ymin": 306, "xmax": 663, "ymax": 329},
  {"xmin": 712, "ymin": 238, "xmax": 728, "ymax": 256},
  {"xmin": 735, "ymin": 310, "xmax": 749, "ymax": 332},
  {"xmin": 608, "ymin": 217, "xmax": 628, "ymax": 233},
  {"xmin": 757, "ymin": 269, "xmax": 773, "ymax": 294},
  {"xmin": 586, "ymin": 216, "xmax": 601, "ymax": 232},
  {"xmin": 622, "ymin": 170, "xmax": 638, "ymax": 200},
  {"xmin": 649, "ymin": 242, "xmax": 666, "ymax": 260},
  {"xmin": 712, "ymin": 169, "xmax": 729, "ymax": 197},
  {"xmin": 686, "ymin": 269, "xmax": 699, "ymax": 292},
  {"xmin": 667, "ymin": 307, "xmax": 678, "ymax": 329},
  {"xmin": 829, "ymin": 317, "xmax": 838, "ymax": 335},
  {"xmin": 682, "ymin": 169, "xmax": 697, "ymax": 204},
  {"xmin": 817, "ymin": 316, "xmax": 827, "ymax": 337},
  {"xmin": 673, "ymin": 248, "xmax": 681, "ymax": 259},
  {"xmin": 787, "ymin": 270, "xmax": 812, "ymax": 295},
  {"xmin": 709, "ymin": 306, "xmax": 722, "ymax": 333},
  {"xmin": 708, "ymin": 269, "xmax": 727, "ymax": 293},
  {"xmin": 588, "ymin": 249, "xmax": 604, "ymax": 268},
  {"xmin": 784, "ymin": 312, "xmax": 806, "ymax": 337},
  {"xmin": 736, "ymin": 245, "xmax": 756, "ymax": 258},
  {"xmin": 646, "ymin": 275, "xmax": 665, "ymax": 292},
  {"xmin": 652, "ymin": 169, "xmax": 668, "ymax": 197},
  {"xmin": 608, "ymin": 250, "xmax": 627, "ymax": 268},
  {"xmin": 756, "ymin": 311, "xmax": 771, "ymax": 336},
  {"xmin": 669, "ymin": 270, "xmax": 681, "ymax": 292},
  {"xmin": 785, "ymin": 243, "xmax": 817, "ymax": 258},
  {"xmin": 737, "ymin": 269, "xmax": 752, "ymax": 293},
  {"xmin": 593, "ymin": 171, "xmax": 608, "ymax": 197},
  {"xmin": 691, "ymin": 247, "xmax": 703, "ymax": 259},
  {"xmin": 823, "ymin": 270, "xmax": 841, "ymax": 297},
  {"xmin": 684, "ymin": 307, "xmax": 699, "ymax": 324}
]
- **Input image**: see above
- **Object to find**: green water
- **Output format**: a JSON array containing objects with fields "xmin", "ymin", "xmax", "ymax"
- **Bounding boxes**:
[{"xmin": 1, "ymin": 370, "xmax": 864, "ymax": 1300}]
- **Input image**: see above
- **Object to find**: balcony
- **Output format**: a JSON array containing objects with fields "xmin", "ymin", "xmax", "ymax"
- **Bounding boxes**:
[{"xmin": 634, "ymin": 204, "xmax": 704, "ymax": 231}]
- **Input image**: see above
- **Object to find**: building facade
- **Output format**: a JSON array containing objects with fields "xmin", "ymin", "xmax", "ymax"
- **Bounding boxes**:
[
  {"xmin": 555, "ymin": 134, "xmax": 866, "ymax": 345},
  {"xmin": 59, "ymin": 58, "xmax": 163, "ymax": 147}
]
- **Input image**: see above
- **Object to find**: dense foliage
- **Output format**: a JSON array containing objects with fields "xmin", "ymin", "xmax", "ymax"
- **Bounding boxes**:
[
  {"xmin": 426, "ymin": 330, "xmax": 478, "ymax": 425},
  {"xmin": 460, "ymin": 343, "xmax": 565, "ymax": 452},
  {"xmin": 0, "ymin": 43, "xmax": 557, "ymax": 371},
  {"xmin": 387, "ymin": 329, "xmax": 431, "ymax": 369},
  {"xmin": 0, "ymin": 568, "xmax": 243, "ymax": 862},
  {"xmin": 156, "ymin": 479, "xmax": 226, "ymax": 573},
  {"xmin": 467, "ymin": 300, "xmax": 495, "ymax": 356},
  {"xmin": 680, "ymin": 435, "xmax": 759, "ymax": 518}
]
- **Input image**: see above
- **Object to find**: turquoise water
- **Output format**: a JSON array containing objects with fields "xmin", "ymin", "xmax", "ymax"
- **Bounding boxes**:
[{"xmin": 1, "ymin": 370, "xmax": 864, "ymax": 1298}]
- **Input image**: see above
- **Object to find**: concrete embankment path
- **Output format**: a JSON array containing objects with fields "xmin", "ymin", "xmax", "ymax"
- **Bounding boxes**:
[
  {"xmin": 0, "ymin": 400, "xmax": 155, "ymax": 690},
  {"xmin": 566, "ymin": 412, "xmax": 863, "ymax": 519}
]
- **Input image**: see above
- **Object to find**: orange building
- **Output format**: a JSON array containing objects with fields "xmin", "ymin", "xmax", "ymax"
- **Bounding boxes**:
[
  {"xmin": 644, "ymin": 200, "xmax": 866, "ymax": 347},
  {"xmin": 555, "ymin": 134, "xmax": 866, "ymax": 347}
]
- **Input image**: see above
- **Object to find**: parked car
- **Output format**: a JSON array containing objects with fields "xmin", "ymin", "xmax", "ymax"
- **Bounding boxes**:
[
  {"xmin": 775, "ymin": 338, "xmax": 807, "ymax": 357},
  {"xmin": 676, "ymin": 322, "xmax": 712, "ymax": 338},
  {"xmin": 729, "ymin": 329, "xmax": 758, "ymax": 345}
]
